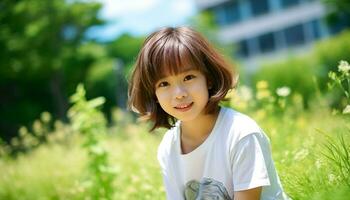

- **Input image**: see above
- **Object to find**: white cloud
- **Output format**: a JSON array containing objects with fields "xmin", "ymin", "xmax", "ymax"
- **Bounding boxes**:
[
  {"xmin": 97, "ymin": 0, "xmax": 159, "ymax": 18},
  {"xmin": 88, "ymin": 0, "xmax": 197, "ymax": 40},
  {"xmin": 172, "ymin": 0, "xmax": 194, "ymax": 14}
]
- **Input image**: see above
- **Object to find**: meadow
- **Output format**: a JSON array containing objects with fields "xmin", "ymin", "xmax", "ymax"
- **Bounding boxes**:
[{"xmin": 0, "ymin": 63, "xmax": 349, "ymax": 200}]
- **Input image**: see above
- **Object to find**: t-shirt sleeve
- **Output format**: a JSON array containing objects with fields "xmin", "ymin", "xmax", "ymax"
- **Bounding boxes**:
[{"xmin": 230, "ymin": 133, "xmax": 271, "ymax": 191}]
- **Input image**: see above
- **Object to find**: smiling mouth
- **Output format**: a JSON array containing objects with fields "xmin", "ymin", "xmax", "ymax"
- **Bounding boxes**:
[{"xmin": 174, "ymin": 102, "xmax": 194, "ymax": 111}]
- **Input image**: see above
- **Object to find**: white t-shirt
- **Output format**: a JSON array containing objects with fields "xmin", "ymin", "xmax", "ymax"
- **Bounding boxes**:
[{"xmin": 157, "ymin": 107, "xmax": 290, "ymax": 200}]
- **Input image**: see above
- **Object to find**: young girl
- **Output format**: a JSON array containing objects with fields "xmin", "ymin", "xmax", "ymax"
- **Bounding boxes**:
[{"xmin": 128, "ymin": 27, "xmax": 289, "ymax": 200}]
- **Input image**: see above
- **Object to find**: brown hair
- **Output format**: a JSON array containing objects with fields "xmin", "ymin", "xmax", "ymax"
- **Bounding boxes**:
[{"xmin": 128, "ymin": 26, "xmax": 237, "ymax": 131}]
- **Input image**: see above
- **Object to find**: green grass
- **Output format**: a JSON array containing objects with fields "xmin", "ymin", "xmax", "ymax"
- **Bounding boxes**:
[
  {"xmin": 0, "ymin": 109, "xmax": 349, "ymax": 199},
  {"xmin": 0, "ymin": 140, "xmax": 85, "ymax": 199}
]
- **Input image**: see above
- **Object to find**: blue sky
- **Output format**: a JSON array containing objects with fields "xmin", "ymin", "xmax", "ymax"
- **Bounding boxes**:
[{"xmin": 88, "ymin": 0, "xmax": 197, "ymax": 41}]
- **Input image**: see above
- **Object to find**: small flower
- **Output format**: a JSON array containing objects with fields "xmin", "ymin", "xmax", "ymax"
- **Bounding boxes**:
[
  {"xmin": 238, "ymin": 85, "xmax": 253, "ymax": 101},
  {"xmin": 19, "ymin": 126, "xmax": 29, "ymax": 138},
  {"xmin": 293, "ymin": 149, "xmax": 309, "ymax": 161},
  {"xmin": 256, "ymin": 90, "xmax": 270, "ymax": 100},
  {"xmin": 328, "ymin": 174, "xmax": 336, "ymax": 183},
  {"xmin": 338, "ymin": 60, "xmax": 350, "ymax": 73},
  {"xmin": 343, "ymin": 105, "xmax": 350, "ymax": 114},
  {"xmin": 256, "ymin": 80, "xmax": 269, "ymax": 90},
  {"xmin": 328, "ymin": 71, "xmax": 337, "ymax": 80},
  {"xmin": 33, "ymin": 120, "xmax": 43, "ymax": 137},
  {"xmin": 40, "ymin": 111, "xmax": 51, "ymax": 123},
  {"xmin": 276, "ymin": 86, "xmax": 291, "ymax": 97},
  {"xmin": 315, "ymin": 159, "xmax": 322, "ymax": 169}
]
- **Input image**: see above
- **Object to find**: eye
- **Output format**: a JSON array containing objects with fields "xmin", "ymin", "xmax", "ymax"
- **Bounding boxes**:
[
  {"xmin": 184, "ymin": 74, "xmax": 196, "ymax": 81},
  {"xmin": 157, "ymin": 81, "xmax": 169, "ymax": 88}
]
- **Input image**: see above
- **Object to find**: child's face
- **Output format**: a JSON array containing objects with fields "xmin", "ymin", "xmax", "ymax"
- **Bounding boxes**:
[{"xmin": 155, "ymin": 69, "xmax": 210, "ymax": 122}]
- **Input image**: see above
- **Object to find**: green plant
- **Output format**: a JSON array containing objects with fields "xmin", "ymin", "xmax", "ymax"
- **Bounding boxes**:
[
  {"xmin": 314, "ymin": 30, "xmax": 350, "ymax": 91},
  {"xmin": 322, "ymin": 132, "xmax": 350, "ymax": 187},
  {"xmin": 253, "ymin": 57, "xmax": 316, "ymax": 108},
  {"xmin": 4, "ymin": 111, "xmax": 53, "ymax": 156},
  {"xmin": 328, "ymin": 60, "xmax": 350, "ymax": 114},
  {"xmin": 68, "ymin": 84, "xmax": 116, "ymax": 200}
]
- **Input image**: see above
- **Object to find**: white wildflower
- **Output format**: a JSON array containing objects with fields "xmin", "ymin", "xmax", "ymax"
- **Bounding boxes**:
[
  {"xmin": 276, "ymin": 86, "xmax": 291, "ymax": 97},
  {"xmin": 328, "ymin": 174, "xmax": 336, "ymax": 183},
  {"xmin": 238, "ymin": 85, "xmax": 253, "ymax": 101},
  {"xmin": 338, "ymin": 60, "xmax": 350, "ymax": 73},
  {"xmin": 293, "ymin": 149, "xmax": 309, "ymax": 161},
  {"xmin": 342, "ymin": 105, "xmax": 350, "ymax": 114},
  {"xmin": 315, "ymin": 159, "xmax": 322, "ymax": 169}
]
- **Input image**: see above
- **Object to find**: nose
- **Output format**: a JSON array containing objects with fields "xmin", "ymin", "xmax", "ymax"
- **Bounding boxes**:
[{"xmin": 174, "ymin": 85, "xmax": 188, "ymax": 100}]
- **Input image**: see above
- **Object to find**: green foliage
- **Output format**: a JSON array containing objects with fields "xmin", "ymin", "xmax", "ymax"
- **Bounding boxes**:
[
  {"xmin": 0, "ymin": 0, "xmax": 103, "ymax": 78},
  {"xmin": 85, "ymin": 58, "xmax": 126, "ymax": 116},
  {"xmin": 1, "ymin": 106, "xmax": 349, "ymax": 199},
  {"xmin": 253, "ymin": 57, "xmax": 316, "ymax": 108},
  {"xmin": 251, "ymin": 31, "xmax": 350, "ymax": 109},
  {"xmin": 188, "ymin": 11, "xmax": 218, "ymax": 42},
  {"xmin": 107, "ymin": 34, "xmax": 144, "ymax": 69},
  {"xmin": 0, "ymin": 0, "xmax": 106, "ymax": 141},
  {"xmin": 322, "ymin": 0, "xmax": 350, "ymax": 30},
  {"xmin": 0, "ymin": 142, "xmax": 86, "ymax": 200},
  {"xmin": 281, "ymin": 125, "xmax": 350, "ymax": 200},
  {"xmin": 314, "ymin": 30, "xmax": 350, "ymax": 89},
  {"xmin": 68, "ymin": 84, "xmax": 116, "ymax": 200},
  {"xmin": 328, "ymin": 60, "xmax": 350, "ymax": 113},
  {"xmin": 0, "ymin": 111, "xmax": 53, "ymax": 157},
  {"xmin": 322, "ymin": 132, "xmax": 350, "ymax": 187}
]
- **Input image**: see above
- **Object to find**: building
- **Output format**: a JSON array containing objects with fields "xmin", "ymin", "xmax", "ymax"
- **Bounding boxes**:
[{"xmin": 194, "ymin": 0, "xmax": 346, "ymax": 72}]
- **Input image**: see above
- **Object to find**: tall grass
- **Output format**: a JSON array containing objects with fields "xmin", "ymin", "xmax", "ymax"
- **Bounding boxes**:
[{"xmin": 1, "ymin": 62, "xmax": 350, "ymax": 199}]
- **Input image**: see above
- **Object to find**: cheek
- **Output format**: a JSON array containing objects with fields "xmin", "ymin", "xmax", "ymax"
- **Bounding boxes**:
[
  {"xmin": 190, "ymin": 81, "xmax": 209, "ymax": 95},
  {"xmin": 155, "ymin": 90, "xmax": 169, "ymax": 104},
  {"xmin": 155, "ymin": 93, "xmax": 172, "ymax": 111}
]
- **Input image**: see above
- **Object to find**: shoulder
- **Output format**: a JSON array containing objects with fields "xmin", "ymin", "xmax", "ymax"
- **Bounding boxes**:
[
  {"xmin": 157, "ymin": 124, "xmax": 179, "ymax": 169},
  {"xmin": 222, "ymin": 107, "xmax": 262, "ymax": 139},
  {"xmin": 220, "ymin": 107, "xmax": 268, "ymax": 149}
]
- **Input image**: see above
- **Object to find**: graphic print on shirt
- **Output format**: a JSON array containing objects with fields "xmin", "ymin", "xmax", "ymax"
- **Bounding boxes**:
[{"xmin": 184, "ymin": 177, "xmax": 232, "ymax": 200}]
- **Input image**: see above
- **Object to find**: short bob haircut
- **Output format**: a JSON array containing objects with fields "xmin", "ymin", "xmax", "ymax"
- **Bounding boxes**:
[{"xmin": 128, "ymin": 26, "xmax": 238, "ymax": 131}]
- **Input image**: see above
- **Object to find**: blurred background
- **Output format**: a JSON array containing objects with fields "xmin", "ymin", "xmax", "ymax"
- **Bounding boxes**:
[{"xmin": 0, "ymin": 0, "xmax": 349, "ymax": 199}]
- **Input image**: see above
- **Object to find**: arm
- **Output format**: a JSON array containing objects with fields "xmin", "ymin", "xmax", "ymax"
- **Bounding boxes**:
[
  {"xmin": 230, "ymin": 133, "xmax": 270, "ymax": 200},
  {"xmin": 234, "ymin": 187, "xmax": 262, "ymax": 200}
]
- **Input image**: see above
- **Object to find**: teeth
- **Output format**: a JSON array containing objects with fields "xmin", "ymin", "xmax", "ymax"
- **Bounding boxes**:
[{"xmin": 177, "ymin": 103, "xmax": 191, "ymax": 108}]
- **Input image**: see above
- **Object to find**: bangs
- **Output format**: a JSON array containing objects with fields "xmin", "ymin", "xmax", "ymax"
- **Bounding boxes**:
[{"xmin": 147, "ymin": 35, "xmax": 204, "ymax": 84}]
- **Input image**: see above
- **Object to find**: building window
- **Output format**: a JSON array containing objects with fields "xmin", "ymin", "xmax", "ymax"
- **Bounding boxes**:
[
  {"xmin": 213, "ymin": 1, "xmax": 240, "ymax": 26},
  {"xmin": 258, "ymin": 32, "xmax": 276, "ymax": 53},
  {"xmin": 310, "ymin": 19, "xmax": 321, "ymax": 40},
  {"xmin": 236, "ymin": 40, "xmax": 249, "ymax": 58},
  {"xmin": 284, "ymin": 24, "xmax": 305, "ymax": 47},
  {"xmin": 280, "ymin": 0, "xmax": 300, "ymax": 8},
  {"xmin": 250, "ymin": 0, "xmax": 269, "ymax": 16}
]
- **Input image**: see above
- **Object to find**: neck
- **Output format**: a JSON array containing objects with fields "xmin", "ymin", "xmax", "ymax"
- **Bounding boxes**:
[{"xmin": 180, "ymin": 107, "xmax": 220, "ymax": 141}]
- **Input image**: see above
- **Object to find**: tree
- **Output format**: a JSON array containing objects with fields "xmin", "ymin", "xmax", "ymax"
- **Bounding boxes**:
[
  {"xmin": 322, "ymin": 0, "xmax": 350, "ymax": 33},
  {"xmin": 0, "ymin": 0, "xmax": 105, "ymax": 141}
]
